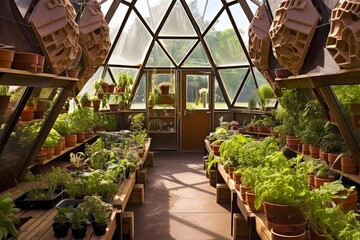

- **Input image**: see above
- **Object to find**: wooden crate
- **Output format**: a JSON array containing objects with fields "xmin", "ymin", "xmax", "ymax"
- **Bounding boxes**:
[
  {"xmin": 122, "ymin": 211, "xmax": 134, "ymax": 240},
  {"xmin": 210, "ymin": 170, "xmax": 217, "ymax": 187},
  {"xmin": 129, "ymin": 184, "xmax": 144, "ymax": 205},
  {"xmin": 145, "ymin": 151, "xmax": 154, "ymax": 167},
  {"xmin": 136, "ymin": 169, "xmax": 147, "ymax": 185},
  {"xmin": 233, "ymin": 213, "xmax": 249, "ymax": 240},
  {"xmin": 216, "ymin": 183, "xmax": 231, "ymax": 203}
]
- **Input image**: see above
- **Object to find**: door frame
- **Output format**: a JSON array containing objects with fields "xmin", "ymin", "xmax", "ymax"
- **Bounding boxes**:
[{"xmin": 179, "ymin": 69, "xmax": 214, "ymax": 151}]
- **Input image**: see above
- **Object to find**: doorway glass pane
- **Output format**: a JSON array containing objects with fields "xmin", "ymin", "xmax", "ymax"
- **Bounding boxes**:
[
  {"xmin": 186, "ymin": 75, "xmax": 209, "ymax": 110},
  {"xmin": 131, "ymin": 73, "xmax": 146, "ymax": 109}
]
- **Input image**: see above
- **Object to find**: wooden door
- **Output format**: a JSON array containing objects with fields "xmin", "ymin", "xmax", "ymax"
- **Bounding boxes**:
[{"xmin": 181, "ymin": 72, "xmax": 212, "ymax": 150}]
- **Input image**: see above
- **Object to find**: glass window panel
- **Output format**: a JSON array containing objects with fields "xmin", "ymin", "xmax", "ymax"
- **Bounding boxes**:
[
  {"xmin": 108, "ymin": 4, "xmax": 128, "ymax": 43},
  {"xmin": 100, "ymin": 0, "xmax": 113, "ymax": 16},
  {"xmin": 131, "ymin": 73, "xmax": 146, "ymax": 109},
  {"xmin": 230, "ymin": 4, "xmax": 250, "ymax": 48},
  {"xmin": 253, "ymin": 68, "xmax": 277, "ymax": 108},
  {"xmin": 186, "ymin": 75, "xmax": 209, "ymax": 110},
  {"xmin": 109, "ymin": 11, "xmax": 152, "ymax": 65},
  {"xmin": 14, "ymin": 0, "xmax": 32, "ymax": 17},
  {"xmin": 219, "ymin": 68, "xmax": 247, "ymax": 103},
  {"xmin": 235, "ymin": 73, "xmax": 259, "ymax": 108},
  {"xmin": 204, "ymin": 11, "xmax": 247, "ymax": 66},
  {"xmin": 214, "ymin": 78, "xmax": 228, "ymax": 109},
  {"xmin": 332, "ymin": 85, "xmax": 360, "ymax": 140},
  {"xmin": 108, "ymin": 67, "xmax": 139, "ymax": 91},
  {"xmin": 0, "ymin": 87, "xmax": 60, "ymax": 191},
  {"xmin": 159, "ymin": 1, "xmax": 197, "ymax": 36},
  {"xmin": 146, "ymin": 42, "xmax": 172, "ymax": 67},
  {"xmin": 152, "ymin": 73, "xmax": 175, "ymax": 94},
  {"xmin": 79, "ymin": 67, "xmax": 104, "ymax": 98},
  {"xmin": 182, "ymin": 43, "xmax": 210, "ymax": 67},
  {"xmin": 135, "ymin": 0, "xmax": 172, "ymax": 32},
  {"xmin": 159, "ymin": 39, "xmax": 196, "ymax": 64},
  {"xmin": 185, "ymin": 0, "xmax": 223, "ymax": 33}
]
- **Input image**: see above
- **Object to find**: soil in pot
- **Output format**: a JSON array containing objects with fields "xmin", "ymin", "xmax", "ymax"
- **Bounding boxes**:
[
  {"xmin": 52, "ymin": 222, "xmax": 70, "ymax": 238},
  {"xmin": 271, "ymin": 225, "xmax": 305, "ymax": 240}
]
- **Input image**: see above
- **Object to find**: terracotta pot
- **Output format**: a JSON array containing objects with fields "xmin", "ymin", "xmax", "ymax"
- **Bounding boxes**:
[
  {"xmin": 246, "ymin": 191, "xmax": 263, "ymax": 212},
  {"xmin": 246, "ymin": 126, "xmax": 254, "ymax": 132},
  {"xmin": 297, "ymin": 144, "xmax": 302, "ymax": 153},
  {"xmin": 239, "ymin": 184, "xmax": 251, "ymax": 203},
  {"xmin": 81, "ymin": 100, "xmax": 92, "ymax": 108},
  {"xmin": 341, "ymin": 156, "xmax": 358, "ymax": 174},
  {"xmin": 97, "ymin": 93, "xmax": 104, "ymax": 100},
  {"xmin": 35, "ymin": 151, "xmax": 47, "ymax": 162},
  {"xmin": 314, "ymin": 176, "xmax": 334, "ymax": 188},
  {"xmin": 20, "ymin": 107, "xmax": 34, "ymax": 121},
  {"xmin": 76, "ymin": 132, "xmax": 85, "ymax": 143},
  {"xmin": 0, "ymin": 95, "xmax": 10, "ymax": 111},
  {"xmin": 302, "ymin": 144, "xmax": 310, "ymax": 155},
  {"xmin": 308, "ymin": 174, "xmax": 314, "ymax": 187},
  {"xmin": 212, "ymin": 144, "xmax": 220, "ymax": 156},
  {"xmin": 258, "ymin": 125, "xmax": 267, "ymax": 133},
  {"xmin": 271, "ymin": 225, "xmax": 305, "ymax": 240},
  {"xmin": 92, "ymin": 100, "xmax": 101, "ymax": 112},
  {"xmin": 107, "ymin": 84, "xmax": 115, "ymax": 93},
  {"xmin": 66, "ymin": 68, "xmax": 79, "ymax": 78},
  {"xmin": 34, "ymin": 110, "xmax": 45, "ymax": 119},
  {"xmin": 42, "ymin": 147, "xmax": 54, "ymax": 159},
  {"xmin": 13, "ymin": 52, "xmax": 39, "ymax": 63},
  {"xmin": 54, "ymin": 144, "xmax": 62, "ymax": 155},
  {"xmin": 328, "ymin": 152, "xmax": 341, "ymax": 170},
  {"xmin": 228, "ymin": 166, "xmax": 235, "ymax": 179},
  {"xmin": 115, "ymin": 85, "xmax": 125, "ymax": 93},
  {"xmin": 37, "ymin": 55, "xmax": 45, "ymax": 73},
  {"xmin": 309, "ymin": 145, "xmax": 320, "ymax": 158},
  {"xmin": 65, "ymin": 134, "xmax": 77, "ymax": 147},
  {"xmin": 332, "ymin": 190, "xmax": 357, "ymax": 212},
  {"xmin": 264, "ymin": 202, "xmax": 304, "ymax": 227},
  {"xmin": 286, "ymin": 136, "xmax": 300, "ymax": 150},
  {"xmin": 109, "ymin": 104, "xmax": 119, "ymax": 112},
  {"xmin": 159, "ymin": 85, "xmax": 170, "ymax": 94},
  {"xmin": 100, "ymin": 83, "xmax": 109, "ymax": 93},
  {"xmin": 319, "ymin": 149, "xmax": 328, "ymax": 163},
  {"xmin": 60, "ymin": 136, "xmax": 65, "ymax": 150},
  {"xmin": 0, "ymin": 49, "xmax": 14, "ymax": 68},
  {"xmin": 234, "ymin": 173, "xmax": 242, "ymax": 184},
  {"xmin": 275, "ymin": 68, "xmax": 293, "ymax": 78}
]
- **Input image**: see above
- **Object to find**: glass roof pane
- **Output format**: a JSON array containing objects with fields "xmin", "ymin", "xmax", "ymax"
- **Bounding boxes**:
[
  {"xmin": 100, "ymin": 0, "xmax": 112, "ymax": 16},
  {"xmin": 135, "ymin": 0, "xmax": 171, "ymax": 32},
  {"xmin": 204, "ymin": 11, "xmax": 247, "ymax": 66},
  {"xmin": 146, "ymin": 42, "xmax": 172, "ymax": 67},
  {"xmin": 108, "ymin": 4, "xmax": 128, "ymax": 43},
  {"xmin": 159, "ymin": 1, "xmax": 197, "ymax": 36},
  {"xmin": 159, "ymin": 39, "xmax": 196, "ymax": 64},
  {"xmin": 253, "ymin": 67, "xmax": 267, "ymax": 86},
  {"xmin": 182, "ymin": 43, "xmax": 210, "ymax": 67},
  {"xmin": 230, "ymin": 4, "xmax": 250, "ymax": 48},
  {"xmin": 219, "ymin": 68, "xmax": 248, "ymax": 103},
  {"xmin": 185, "ymin": 0, "xmax": 223, "ymax": 33},
  {"xmin": 131, "ymin": 73, "xmax": 146, "ymax": 109},
  {"xmin": 109, "ymin": 11, "xmax": 152, "ymax": 65},
  {"xmin": 235, "ymin": 73, "xmax": 259, "ymax": 108},
  {"xmin": 215, "ymin": 78, "xmax": 228, "ymax": 109},
  {"xmin": 79, "ymin": 67, "xmax": 104, "ymax": 97}
]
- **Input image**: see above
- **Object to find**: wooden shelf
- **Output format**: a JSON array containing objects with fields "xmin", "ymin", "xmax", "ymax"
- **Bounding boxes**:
[
  {"xmin": 239, "ymin": 130, "xmax": 273, "ymax": 136},
  {"xmin": 149, "ymin": 131, "xmax": 177, "ymax": 134},
  {"xmin": 148, "ymin": 115, "xmax": 175, "ymax": 118}
]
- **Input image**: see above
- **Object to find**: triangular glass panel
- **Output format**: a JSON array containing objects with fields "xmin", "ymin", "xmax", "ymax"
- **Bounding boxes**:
[
  {"xmin": 252, "ymin": 67, "xmax": 277, "ymax": 108},
  {"xmin": 159, "ymin": 1, "xmax": 197, "ymax": 36},
  {"xmin": 79, "ymin": 67, "xmax": 104, "ymax": 97},
  {"xmin": 146, "ymin": 42, "xmax": 172, "ymax": 67},
  {"xmin": 108, "ymin": 67, "xmax": 139, "ymax": 90},
  {"xmin": 108, "ymin": 3, "xmax": 129, "ymax": 43},
  {"xmin": 230, "ymin": 4, "xmax": 251, "ymax": 49},
  {"xmin": 185, "ymin": 0, "xmax": 223, "ymax": 33},
  {"xmin": 135, "ymin": 0, "xmax": 172, "ymax": 32},
  {"xmin": 219, "ymin": 68, "xmax": 248, "ymax": 103},
  {"xmin": 235, "ymin": 73, "xmax": 259, "ymax": 108},
  {"xmin": 109, "ymin": 11, "xmax": 152, "ymax": 65},
  {"xmin": 214, "ymin": 77, "xmax": 228, "ymax": 109},
  {"xmin": 204, "ymin": 11, "xmax": 247, "ymax": 66},
  {"xmin": 131, "ymin": 72, "xmax": 146, "ymax": 109},
  {"xmin": 182, "ymin": 43, "xmax": 210, "ymax": 67},
  {"xmin": 159, "ymin": 39, "xmax": 196, "ymax": 64}
]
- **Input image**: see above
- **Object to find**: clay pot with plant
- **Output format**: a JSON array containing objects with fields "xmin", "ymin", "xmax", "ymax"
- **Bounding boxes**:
[
  {"xmin": 158, "ymin": 82, "xmax": 172, "ymax": 95},
  {"xmin": 92, "ymin": 96, "xmax": 101, "ymax": 112},
  {"xmin": 116, "ymin": 72, "xmax": 133, "ymax": 93},
  {"xmin": 66, "ymin": 65, "xmax": 81, "ymax": 78}
]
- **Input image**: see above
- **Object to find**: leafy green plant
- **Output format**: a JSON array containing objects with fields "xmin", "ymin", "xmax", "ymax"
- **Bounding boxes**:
[
  {"xmin": 257, "ymin": 85, "xmax": 275, "ymax": 111},
  {"xmin": 117, "ymin": 72, "xmax": 133, "ymax": 91},
  {"xmin": 43, "ymin": 128, "xmax": 61, "ymax": 149},
  {"xmin": 53, "ymin": 114, "xmax": 74, "ymax": 137},
  {"xmin": 89, "ymin": 149, "xmax": 109, "ymax": 170},
  {"xmin": 53, "ymin": 206, "xmax": 72, "ymax": 224},
  {"xmin": 66, "ymin": 207, "xmax": 90, "ymax": 229},
  {"xmin": 69, "ymin": 107, "xmax": 95, "ymax": 133},
  {"xmin": 79, "ymin": 93, "xmax": 90, "ymax": 104},
  {"xmin": 248, "ymin": 96, "xmax": 257, "ymax": 110},
  {"xmin": 0, "ymin": 193, "xmax": 19, "ymax": 240},
  {"xmin": 128, "ymin": 113, "xmax": 145, "ymax": 132},
  {"xmin": 320, "ymin": 132, "xmax": 345, "ymax": 153},
  {"xmin": 69, "ymin": 152, "xmax": 86, "ymax": 168},
  {"xmin": 0, "ymin": 85, "xmax": 9, "ymax": 96},
  {"xmin": 148, "ymin": 89, "xmax": 160, "ymax": 107},
  {"xmin": 78, "ymin": 195, "xmax": 112, "ymax": 225}
]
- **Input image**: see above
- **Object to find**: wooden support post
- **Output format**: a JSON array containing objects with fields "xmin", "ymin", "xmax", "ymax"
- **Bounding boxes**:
[
  {"xmin": 122, "ymin": 211, "xmax": 134, "ymax": 240},
  {"xmin": 216, "ymin": 183, "xmax": 231, "ymax": 203},
  {"xmin": 129, "ymin": 183, "xmax": 144, "ymax": 205}
]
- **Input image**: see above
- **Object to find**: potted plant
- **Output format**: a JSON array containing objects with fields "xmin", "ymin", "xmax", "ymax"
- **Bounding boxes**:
[
  {"xmin": 69, "ymin": 107, "xmax": 95, "ymax": 143},
  {"xmin": 320, "ymin": 131, "xmax": 345, "ymax": 168},
  {"xmin": 79, "ymin": 93, "xmax": 91, "ymax": 108},
  {"xmin": 92, "ymin": 95, "xmax": 101, "ymax": 112},
  {"xmin": 52, "ymin": 206, "xmax": 72, "ymax": 238},
  {"xmin": 66, "ymin": 152, "xmax": 87, "ymax": 171},
  {"xmin": 158, "ymin": 82, "xmax": 172, "ymax": 94},
  {"xmin": 66, "ymin": 207, "xmax": 90, "ymax": 239},
  {"xmin": 66, "ymin": 65, "xmax": 81, "ymax": 78},
  {"xmin": 257, "ymin": 84, "xmax": 275, "ymax": 111},
  {"xmin": 78, "ymin": 195, "xmax": 112, "ymax": 236},
  {"xmin": 0, "ymin": 85, "xmax": 10, "ymax": 111},
  {"xmin": 148, "ymin": 89, "xmax": 160, "ymax": 108},
  {"xmin": 116, "ymin": 72, "xmax": 133, "ymax": 93},
  {"xmin": 42, "ymin": 128, "xmax": 62, "ymax": 159},
  {"xmin": 94, "ymin": 78, "xmax": 105, "ymax": 98},
  {"xmin": 0, "ymin": 193, "xmax": 20, "ymax": 240},
  {"xmin": 128, "ymin": 113, "xmax": 145, "ymax": 133}
]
